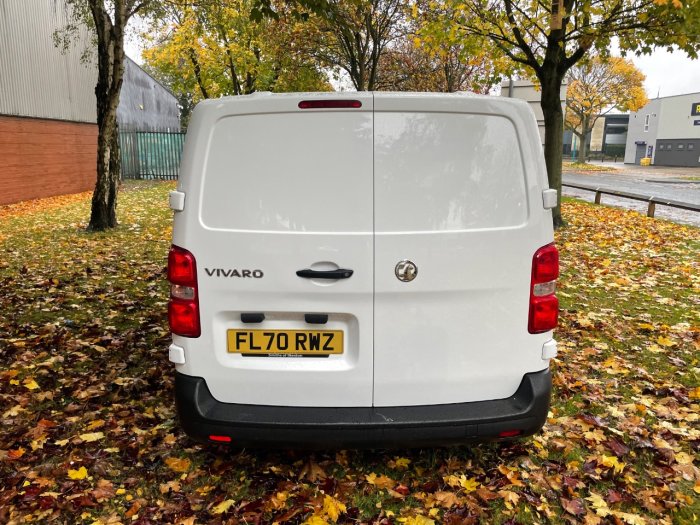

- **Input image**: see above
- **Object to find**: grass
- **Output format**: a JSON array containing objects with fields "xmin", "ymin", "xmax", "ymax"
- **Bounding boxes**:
[{"xmin": 0, "ymin": 182, "xmax": 698, "ymax": 524}]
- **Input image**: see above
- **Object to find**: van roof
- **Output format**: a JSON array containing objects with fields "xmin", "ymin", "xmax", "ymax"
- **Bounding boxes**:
[{"xmin": 195, "ymin": 91, "xmax": 531, "ymax": 111}]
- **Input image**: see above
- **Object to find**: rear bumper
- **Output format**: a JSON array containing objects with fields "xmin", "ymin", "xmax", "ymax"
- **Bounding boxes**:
[{"xmin": 175, "ymin": 369, "xmax": 551, "ymax": 448}]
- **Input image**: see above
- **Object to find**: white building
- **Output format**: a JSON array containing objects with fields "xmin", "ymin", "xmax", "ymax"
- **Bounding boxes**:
[
  {"xmin": 500, "ymin": 79, "xmax": 567, "ymax": 145},
  {"xmin": 625, "ymin": 92, "xmax": 700, "ymax": 166}
]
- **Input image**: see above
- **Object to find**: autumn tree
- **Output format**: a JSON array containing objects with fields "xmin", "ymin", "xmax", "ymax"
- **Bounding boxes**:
[
  {"xmin": 313, "ymin": 0, "xmax": 404, "ymax": 91},
  {"xmin": 565, "ymin": 57, "xmax": 647, "ymax": 162},
  {"xmin": 142, "ymin": 0, "xmax": 331, "ymax": 110},
  {"xmin": 376, "ymin": 5, "xmax": 508, "ymax": 93},
  {"xmin": 60, "ymin": 0, "xmax": 157, "ymax": 231},
  {"xmin": 375, "ymin": 39, "xmax": 501, "ymax": 92},
  {"xmin": 422, "ymin": 0, "xmax": 700, "ymax": 227}
]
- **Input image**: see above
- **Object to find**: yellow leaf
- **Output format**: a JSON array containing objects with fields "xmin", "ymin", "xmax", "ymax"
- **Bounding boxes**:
[
  {"xmin": 79, "ymin": 432, "xmax": 105, "ymax": 443},
  {"xmin": 165, "ymin": 457, "xmax": 191, "ymax": 473},
  {"xmin": 600, "ymin": 455, "xmax": 625, "ymax": 474},
  {"xmin": 302, "ymin": 516, "xmax": 330, "ymax": 525},
  {"xmin": 3, "ymin": 405, "xmax": 25, "ymax": 417},
  {"xmin": 445, "ymin": 474, "xmax": 480, "ymax": 492},
  {"xmin": 86, "ymin": 419, "xmax": 105, "ymax": 430},
  {"xmin": 323, "ymin": 495, "xmax": 347, "ymax": 523},
  {"xmin": 459, "ymin": 476, "xmax": 480, "ymax": 493},
  {"xmin": 68, "ymin": 466, "xmax": 88, "ymax": 480},
  {"xmin": 365, "ymin": 473, "xmax": 395, "ymax": 489},
  {"xmin": 211, "ymin": 499, "xmax": 235, "ymax": 514},
  {"xmin": 399, "ymin": 516, "xmax": 435, "ymax": 525},
  {"xmin": 674, "ymin": 452, "xmax": 693, "ymax": 465},
  {"xmin": 269, "ymin": 491, "xmax": 288, "ymax": 510},
  {"xmin": 23, "ymin": 378, "xmax": 39, "ymax": 390},
  {"xmin": 656, "ymin": 335, "xmax": 675, "ymax": 347},
  {"xmin": 586, "ymin": 492, "xmax": 610, "ymax": 516},
  {"xmin": 611, "ymin": 510, "xmax": 647, "ymax": 525},
  {"xmin": 30, "ymin": 437, "xmax": 47, "ymax": 451},
  {"xmin": 393, "ymin": 457, "xmax": 411, "ymax": 470}
]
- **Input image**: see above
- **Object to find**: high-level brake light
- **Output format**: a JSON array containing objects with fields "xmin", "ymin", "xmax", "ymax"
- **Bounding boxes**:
[{"xmin": 298, "ymin": 100, "xmax": 362, "ymax": 109}]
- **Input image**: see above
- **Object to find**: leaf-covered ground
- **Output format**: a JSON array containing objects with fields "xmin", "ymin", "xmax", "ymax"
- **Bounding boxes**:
[
  {"xmin": 562, "ymin": 162, "xmax": 617, "ymax": 173},
  {"xmin": 0, "ymin": 183, "xmax": 698, "ymax": 525}
]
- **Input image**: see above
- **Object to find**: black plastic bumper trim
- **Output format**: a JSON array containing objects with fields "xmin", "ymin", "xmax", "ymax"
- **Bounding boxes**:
[{"xmin": 175, "ymin": 369, "xmax": 551, "ymax": 448}]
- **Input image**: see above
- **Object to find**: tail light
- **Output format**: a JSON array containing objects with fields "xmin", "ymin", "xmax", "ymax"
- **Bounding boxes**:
[
  {"xmin": 168, "ymin": 245, "xmax": 200, "ymax": 337},
  {"xmin": 528, "ymin": 243, "xmax": 559, "ymax": 334}
]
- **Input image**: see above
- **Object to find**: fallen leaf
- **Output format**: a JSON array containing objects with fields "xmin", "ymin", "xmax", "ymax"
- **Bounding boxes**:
[
  {"xmin": 365, "ymin": 473, "xmax": 395, "ymax": 489},
  {"xmin": 79, "ymin": 432, "xmax": 105, "ymax": 443},
  {"xmin": 561, "ymin": 497, "xmax": 585, "ymax": 516},
  {"xmin": 399, "ymin": 516, "xmax": 435, "ymax": 525},
  {"xmin": 586, "ymin": 492, "xmax": 610, "ymax": 516},
  {"xmin": 6, "ymin": 447, "xmax": 26, "ymax": 460},
  {"xmin": 323, "ymin": 494, "xmax": 346, "ymax": 522},
  {"xmin": 211, "ymin": 499, "xmax": 235, "ymax": 515},
  {"xmin": 165, "ymin": 457, "xmax": 191, "ymax": 473},
  {"xmin": 23, "ymin": 378, "xmax": 39, "ymax": 390},
  {"xmin": 68, "ymin": 466, "xmax": 88, "ymax": 480}
]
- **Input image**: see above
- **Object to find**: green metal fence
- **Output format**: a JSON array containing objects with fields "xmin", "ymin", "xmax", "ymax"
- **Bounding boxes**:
[{"xmin": 119, "ymin": 130, "xmax": 185, "ymax": 180}]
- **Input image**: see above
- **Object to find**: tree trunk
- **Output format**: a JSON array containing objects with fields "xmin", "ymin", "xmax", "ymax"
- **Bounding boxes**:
[
  {"xmin": 87, "ymin": 1, "xmax": 126, "ymax": 232},
  {"xmin": 579, "ymin": 115, "xmax": 589, "ymax": 162},
  {"xmin": 539, "ymin": 72, "xmax": 565, "ymax": 229},
  {"xmin": 88, "ymin": 93, "xmax": 122, "ymax": 230}
]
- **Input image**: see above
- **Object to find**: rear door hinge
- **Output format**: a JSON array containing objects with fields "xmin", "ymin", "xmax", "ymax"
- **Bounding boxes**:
[
  {"xmin": 169, "ymin": 190, "xmax": 186, "ymax": 211},
  {"xmin": 542, "ymin": 189, "xmax": 558, "ymax": 210}
]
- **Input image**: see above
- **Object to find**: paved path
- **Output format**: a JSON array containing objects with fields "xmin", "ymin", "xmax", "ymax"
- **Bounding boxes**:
[{"xmin": 561, "ymin": 169, "xmax": 700, "ymax": 227}]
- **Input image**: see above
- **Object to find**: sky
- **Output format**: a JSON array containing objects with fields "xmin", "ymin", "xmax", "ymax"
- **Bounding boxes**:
[
  {"xmin": 625, "ymin": 48, "xmax": 700, "ymax": 98},
  {"xmin": 124, "ymin": 36, "xmax": 700, "ymax": 99}
]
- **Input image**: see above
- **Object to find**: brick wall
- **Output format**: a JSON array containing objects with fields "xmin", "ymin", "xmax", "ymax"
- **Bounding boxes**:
[{"xmin": 0, "ymin": 116, "xmax": 97, "ymax": 206}]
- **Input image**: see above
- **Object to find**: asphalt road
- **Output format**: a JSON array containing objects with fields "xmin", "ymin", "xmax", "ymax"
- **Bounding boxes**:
[{"xmin": 562, "ymin": 170, "xmax": 700, "ymax": 227}]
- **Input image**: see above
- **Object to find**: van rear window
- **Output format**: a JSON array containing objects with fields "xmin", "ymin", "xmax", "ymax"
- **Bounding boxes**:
[
  {"xmin": 375, "ymin": 112, "xmax": 527, "ymax": 232},
  {"xmin": 200, "ymin": 112, "xmax": 373, "ymax": 233}
]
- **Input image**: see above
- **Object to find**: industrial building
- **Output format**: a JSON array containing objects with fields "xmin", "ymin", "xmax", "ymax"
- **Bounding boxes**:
[
  {"xmin": 625, "ymin": 92, "xmax": 700, "ymax": 166},
  {"xmin": 0, "ymin": 0, "xmax": 179, "ymax": 206},
  {"xmin": 500, "ymin": 80, "xmax": 567, "ymax": 145},
  {"xmin": 568, "ymin": 114, "xmax": 629, "ymax": 159}
]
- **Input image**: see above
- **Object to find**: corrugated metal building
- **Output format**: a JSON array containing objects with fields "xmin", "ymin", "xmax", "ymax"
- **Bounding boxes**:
[
  {"xmin": 119, "ymin": 57, "xmax": 180, "ymax": 131},
  {"xmin": 0, "ymin": 0, "xmax": 179, "ymax": 205}
]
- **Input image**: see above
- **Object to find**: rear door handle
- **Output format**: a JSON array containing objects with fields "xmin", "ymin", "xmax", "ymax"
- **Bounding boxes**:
[{"xmin": 296, "ymin": 268, "xmax": 354, "ymax": 279}]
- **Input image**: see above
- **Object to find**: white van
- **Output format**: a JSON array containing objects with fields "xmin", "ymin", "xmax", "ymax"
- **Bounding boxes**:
[{"xmin": 167, "ymin": 92, "xmax": 559, "ymax": 447}]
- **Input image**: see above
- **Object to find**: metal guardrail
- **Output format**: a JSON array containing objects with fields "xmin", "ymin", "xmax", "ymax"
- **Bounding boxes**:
[{"xmin": 562, "ymin": 182, "xmax": 700, "ymax": 218}]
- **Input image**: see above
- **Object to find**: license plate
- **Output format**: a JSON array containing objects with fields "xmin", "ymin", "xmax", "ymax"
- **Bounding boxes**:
[{"xmin": 227, "ymin": 329, "xmax": 343, "ymax": 356}]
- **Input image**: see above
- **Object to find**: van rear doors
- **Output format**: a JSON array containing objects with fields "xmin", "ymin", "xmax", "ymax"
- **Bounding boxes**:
[
  {"xmin": 372, "ymin": 94, "xmax": 550, "ymax": 407},
  {"xmin": 176, "ymin": 92, "xmax": 551, "ymax": 410},
  {"xmin": 177, "ymin": 94, "xmax": 375, "ymax": 407}
]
